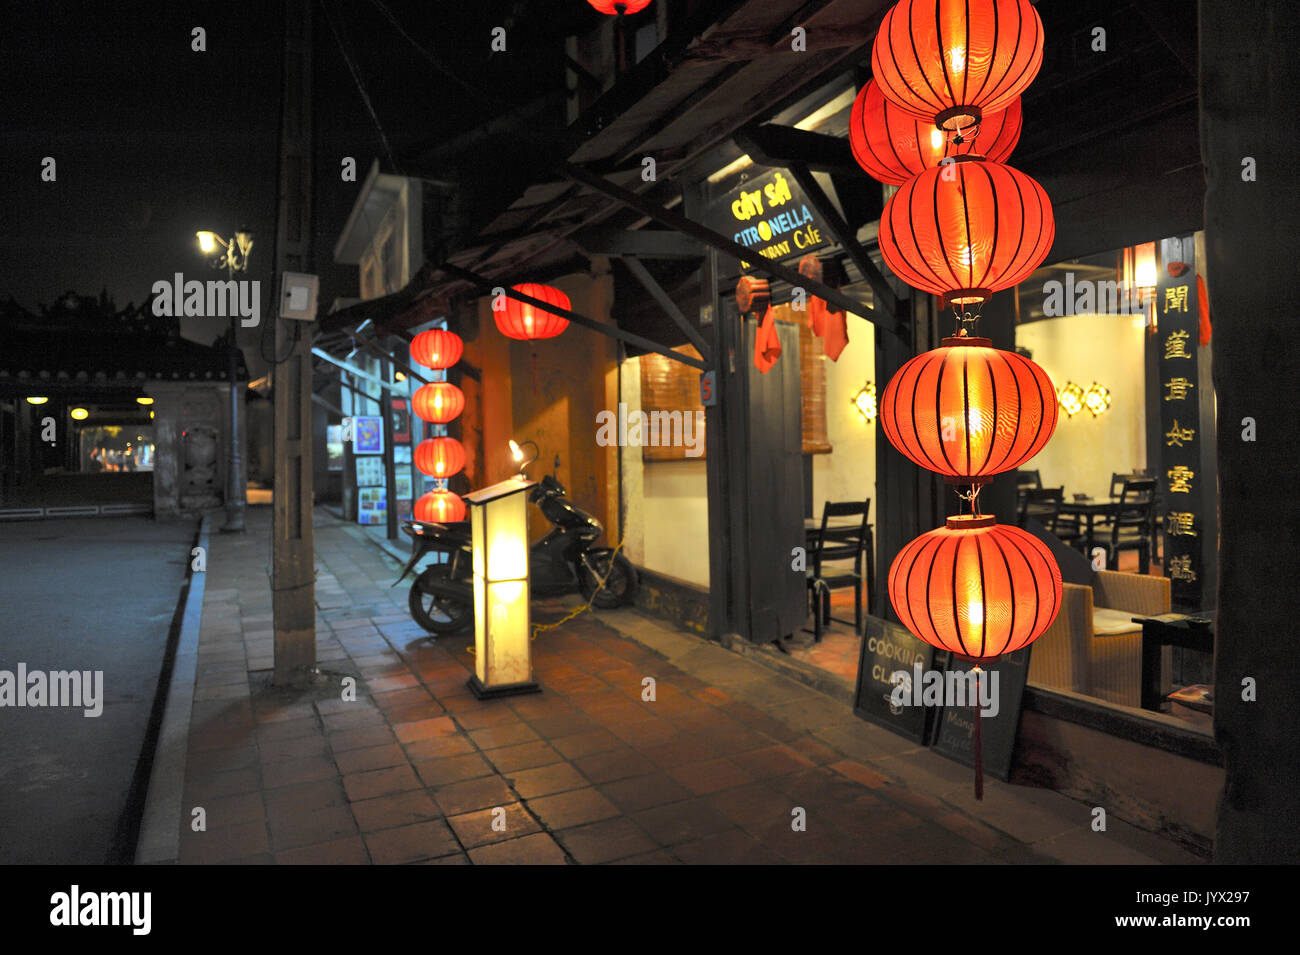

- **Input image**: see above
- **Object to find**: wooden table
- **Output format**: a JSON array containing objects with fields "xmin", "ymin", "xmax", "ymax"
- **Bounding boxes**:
[
  {"xmin": 1131, "ymin": 613, "xmax": 1215, "ymax": 711},
  {"xmin": 1056, "ymin": 497, "xmax": 1119, "ymax": 556}
]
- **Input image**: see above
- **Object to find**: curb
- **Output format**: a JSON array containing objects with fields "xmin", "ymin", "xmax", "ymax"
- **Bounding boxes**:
[{"xmin": 133, "ymin": 514, "xmax": 210, "ymax": 864}]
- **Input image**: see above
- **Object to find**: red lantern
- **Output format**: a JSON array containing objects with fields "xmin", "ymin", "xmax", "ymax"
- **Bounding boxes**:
[
  {"xmin": 415, "ymin": 437, "xmax": 465, "ymax": 479},
  {"xmin": 412, "ymin": 382, "xmax": 464, "ymax": 424},
  {"xmin": 735, "ymin": 275, "xmax": 771, "ymax": 315},
  {"xmin": 587, "ymin": 0, "xmax": 652, "ymax": 13},
  {"xmin": 871, "ymin": 0, "xmax": 1044, "ymax": 131},
  {"xmin": 849, "ymin": 80, "xmax": 1022, "ymax": 185},
  {"xmin": 877, "ymin": 158, "xmax": 1054, "ymax": 307},
  {"xmin": 879, "ymin": 334, "xmax": 1056, "ymax": 480},
  {"xmin": 889, "ymin": 515, "xmax": 1061, "ymax": 660},
  {"xmin": 414, "ymin": 490, "xmax": 466, "ymax": 524},
  {"xmin": 410, "ymin": 329, "xmax": 462, "ymax": 370},
  {"xmin": 494, "ymin": 283, "xmax": 570, "ymax": 341}
]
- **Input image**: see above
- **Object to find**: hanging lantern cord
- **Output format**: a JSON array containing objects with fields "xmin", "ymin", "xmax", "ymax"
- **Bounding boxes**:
[
  {"xmin": 953, "ymin": 304, "xmax": 982, "ymax": 337},
  {"xmin": 956, "ymin": 483, "xmax": 984, "ymax": 517},
  {"xmin": 972, "ymin": 664, "xmax": 985, "ymax": 800}
]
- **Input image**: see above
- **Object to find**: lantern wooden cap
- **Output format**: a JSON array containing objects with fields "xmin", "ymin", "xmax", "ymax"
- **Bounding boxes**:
[
  {"xmin": 939, "ymin": 335, "xmax": 993, "ymax": 348},
  {"xmin": 945, "ymin": 514, "xmax": 997, "ymax": 529}
]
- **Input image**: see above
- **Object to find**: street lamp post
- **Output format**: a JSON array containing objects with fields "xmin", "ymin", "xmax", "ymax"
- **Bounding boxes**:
[{"xmin": 197, "ymin": 229, "xmax": 253, "ymax": 533}]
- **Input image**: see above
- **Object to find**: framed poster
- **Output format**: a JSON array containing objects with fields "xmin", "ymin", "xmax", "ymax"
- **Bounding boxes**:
[
  {"xmin": 391, "ymin": 399, "xmax": 411, "ymax": 444},
  {"xmin": 353, "ymin": 415, "xmax": 383, "ymax": 455},
  {"xmin": 395, "ymin": 472, "xmax": 412, "ymax": 500},
  {"xmin": 853, "ymin": 617, "xmax": 936, "ymax": 744},
  {"xmin": 394, "ymin": 444, "xmax": 412, "ymax": 465},
  {"xmin": 357, "ymin": 486, "xmax": 387, "ymax": 525},
  {"xmin": 355, "ymin": 456, "xmax": 385, "ymax": 488}
]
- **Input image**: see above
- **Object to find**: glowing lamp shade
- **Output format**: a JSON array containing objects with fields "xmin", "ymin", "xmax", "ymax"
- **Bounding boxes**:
[
  {"xmin": 871, "ymin": 0, "xmax": 1044, "ymax": 131},
  {"xmin": 414, "ymin": 437, "xmax": 466, "ymax": 478},
  {"xmin": 414, "ymin": 490, "xmax": 466, "ymax": 524},
  {"xmin": 587, "ymin": 0, "xmax": 653, "ymax": 13},
  {"xmin": 70, "ymin": 407, "xmax": 89, "ymax": 420},
  {"xmin": 878, "ymin": 158, "xmax": 1053, "ymax": 307},
  {"xmin": 880, "ymin": 335, "xmax": 1057, "ymax": 480},
  {"xmin": 1057, "ymin": 382, "xmax": 1085, "ymax": 418},
  {"xmin": 412, "ymin": 382, "xmax": 465, "ymax": 424},
  {"xmin": 494, "ymin": 284, "xmax": 570, "ymax": 341},
  {"xmin": 849, "ymin": 80, "xmax": 1022, "ymax": 185},
  {"xmin": 889, "ymin": 515, "xmax": 1062, "ymax": 661},
  {"xmin": 1083, "ymin": 382, "xmax": 1112, "ymax": 417},
  {"xmin": 465, "ymin": 478, "xmax": 540, "ymax": 699},
  {"xmin": 410, "ymin": 329, "xmax": 463, "ymax": 370}
]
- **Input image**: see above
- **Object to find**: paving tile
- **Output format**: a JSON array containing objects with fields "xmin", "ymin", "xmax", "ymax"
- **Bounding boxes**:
[
  {"xmin": 342, "ymin": 764, "xmax": 423, "ymax": 802},
  {"xmin": 555, "ymin": 817, "xmax": 658, "ymax": 864},
  {"xmin": 484, "ymin": 741, "xmax": 562, "ymax": 773},
  {"xmin": 333, "ymin": 743, "xmax": 410, "ymax": 776},
  {"xmin": 187, "ymin": 767, "xmax": 262, "ymax": 802},
  {"xmin": 469, "ymin": 722, "xmax": 541, "ymax": 750},
  {"xmin": 468, "ymin": 832, "xmax": 568, "ymax": 866},
  {"xmin": 447, "ymin": 803, "xmax": 542, "ymax": 849},
  {"xmin": 551, "ymin": 729, "xmax": 622, "ymax": 760},
  {"xmin": 180, "ymin": 821, "xmax": 270, "ymax": 864},
  {"xmin": 328, "ymin": 724, "xmax": 398, "ymax": 753},
  {"xmin": 263, "ymin": 778, "xmax": 348, "ymax": 814},
  {"xmin": 200, "ymin": 791, "xmax": 267, "ymax": 829},
  {"xmin": 256, "ymin": 717, "xmax": 322, "ymax": 743},
  {"xmin": 364, "ymin": 820, "xmax": 462, "ymax": 865},
  {"xmin": 573, "ymin": 748, "xmax": 656, "ymax": 784},
  {"xmin": 667, "ymin": 758, "xmax": 756, "ymax": 796},
  {"xmin": 433, "ymin": 775, "xmax": 518, "ymax": 816},
  {"xmin": 384, "ymin": 700, "xmax": 449, "ymax": 724},
  {"xmin": 598, "ymin": 773, "xmax": 693, "ymax": 814},
  {"xmin": 393, "ymin": 716, "xmax": 458, "ymax": 743},
  {"xmin": 403, "ymin": 734, "xmax": 476, "ymax": 761},
  {"xmin": 261, "ymin": 755, "xmax": 338, "ymax": 790},
  {"xmin": 259, "ymin": 734, "xmax": 330, "ymax": 763},
  {"xmin": 322, "ymin": 708, "xmax": 388, "ymax": 733},
  {"xmin": 413, "ymin": 752, "xmax": 494, "ymax": 787},
  {"xmin": 671, "ymin": 827, "xmax": 787, "ymax": 865},
  {"xmin": 527, "ymin": 787, "xmax": 621, "ymax": 830},
  {"xmin": 268, "ymin": 804, "xmax": 359, "ymax": 851},
  {"xmin": 632, "ymin": 799, "xmax": 736, "ymax": 846},
  {"xmin": 703, "ymin": 782, "xmax": 798, "ymax": 828},
  {"xmin": 728, "ymin": 745, "xmax": 817, "ymax": 780},
  {"xmin": 640, "ymin": 736, "xmax": 724, "ymax": 768},
  {"xmin": 188, "ymin": 745, "xmax": 260, "ymax": 777},
  {"xmin": 609, "ymin": 849, "xmax": 680, "ymax": 865},
  {"xmin": 504, "ymin": 762, "xmax": 590, "ymax": 800},
  {"xmin": 452, "ymin": 706, "xmax": 522, "ymax": 730},
  {"xmin": 351, "ymin": 791, "xmax": 444, "ymax": 833}
]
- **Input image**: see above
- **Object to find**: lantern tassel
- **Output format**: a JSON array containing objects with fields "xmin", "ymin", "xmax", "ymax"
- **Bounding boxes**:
[{"xmin": 972, "ymin": 667, "xmax": 984, "ymax": 801}]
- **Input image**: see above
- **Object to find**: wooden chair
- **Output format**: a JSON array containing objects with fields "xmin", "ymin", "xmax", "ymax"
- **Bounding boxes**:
[
  {"xmin": 1107, "ymin": 478, "xmax": 1158, "ymax": 573},
  {"xmin": 807, "ymin": 499, "xmax": 873, "ymax": 639},
  {"xmin": 1018, "ymin": 486, "xmax": 1081, "ymax": 545}
]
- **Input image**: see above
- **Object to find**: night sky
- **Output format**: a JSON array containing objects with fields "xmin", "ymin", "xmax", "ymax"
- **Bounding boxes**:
[{"xmin": 1, "ymin": 0, "xmax": 597, "ymax": 365}]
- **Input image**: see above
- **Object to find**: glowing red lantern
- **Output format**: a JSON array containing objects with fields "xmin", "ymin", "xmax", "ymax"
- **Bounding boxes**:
[
  {"xmin": 871, "ymin": 0, "xmax": 1044, "ymax": 131},
  {"xmin": 880, "ymin": 334, "xmax": 1056, "ymax": 480},
  {"xmin": 889, "ymin": 515, "xmax": 1061, "ymax": 661},
  {"xmin": 494, "ymin": 284, "xmax": 570, "ymax": 341},
  {"xmin": 412, "ymin": 382, "xmax": 464, "ymax": 424},
  {"xmin": 877, "ymin": 158, "xmax": 1054, "ymax": 307},
  {"xmin": 849, "ymin": 80, "xmax": 1021, "ymax": 185},
  {"xmin": 415, "ymin": 437, "xmax": 465, "ymax": 479},
  {"xmin": 414, "ymin": 490, "xmax": 466, "ymax": 524},
  {"xmin": 587, "ymin": 0, "xmax": 652, "ymax": 13},
  {"xmin": 410, "ymin": 329, "xmax": 463, "ymax": 370}
]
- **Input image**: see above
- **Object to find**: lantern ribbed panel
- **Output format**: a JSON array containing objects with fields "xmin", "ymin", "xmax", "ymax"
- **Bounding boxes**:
[
  {"xmin": 415, "ymin": 437, "xmax": 465, "ymax": 478},
  {"xmin": 412, "ymin": 382, "xmax": 464, "ymax": 424},
  {"xmin": 878, "ymin": 159, "xmax": 1054, "ymax": 305},
  {"xmin": 871, "ymin": 0, "xmax": 1044, "ymax": 128},
  {"xmin": 587, "ymin": 0, "xmax": 652, "ymax": 13},
  {"xmin": 410, "ymin": 329, "xmax": 463, "ymax": 370},
  {"xmin": 889, "ymin": 521, "xmax": 1061, "ymax": 660},
  {"xmin": 495, "ymin": 283, "xmax": 570, "ymax": 341},
  {"xmin": 880, "ymin": 338, "xmax": 1056, "ymax": 479},
  {"xmin": 414, "ymin": 490, "xmax": 466, "ymax": 524},
  {"xmin": 850, "ymin": 80, "xmax": 1022, "ymax": 185}
]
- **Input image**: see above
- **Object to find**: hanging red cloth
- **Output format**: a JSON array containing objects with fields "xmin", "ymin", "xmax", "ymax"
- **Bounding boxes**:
[
  {"xmin": 821, "ymin": 306, "xmax": 849, "ymax": 360},
  {"xmin": 753, "ymin": 306, "xmax": 781, "ymax": 374}
]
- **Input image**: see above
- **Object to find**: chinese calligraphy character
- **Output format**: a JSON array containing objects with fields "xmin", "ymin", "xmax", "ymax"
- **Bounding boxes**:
[
  {"xmin": 1166, "ymin": 420, "xmax": 1196, "ymax": 448},
  {"xmin": 1164, "ymin": 377, "xmax": 1195, "ymax": 401},
  {"xmin": 1167, "ymin": 465, "xmax": 1195, "ymax": 493},
  {"xmin": 1166, "ymin": 512, "xmax": 1197, "ymax": 537},
  {"xmin": 1167, "ymin": 555, "xmax": 1197, "ymax": 582},
  {"xmin": 1163, "ymin": 285, "xmax": 1189, "ymax": 313},
  {"xmin": 1164, "ymin": 330, "xmax": 1192, "ymax": 360}
]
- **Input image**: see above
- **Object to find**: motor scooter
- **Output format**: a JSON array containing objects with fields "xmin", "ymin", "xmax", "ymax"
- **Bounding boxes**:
[{"xmin": 396, "ymin": 468, "xmax": 637, "ymax": 636}]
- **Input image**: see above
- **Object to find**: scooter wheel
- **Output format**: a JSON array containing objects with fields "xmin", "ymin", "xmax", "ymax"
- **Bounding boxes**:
[
  {"xmin": 409, "ymin": 570, "xmax": 474, "ymax": 635},
  {"xmin": 579, "ymin": 550, "xmax": 639, "ymax": 609}
]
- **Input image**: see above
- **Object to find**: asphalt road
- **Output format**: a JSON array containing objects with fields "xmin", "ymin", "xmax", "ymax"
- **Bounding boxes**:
[{"xmin": 0, "ymin": 515, "xmax": 196, "ymax": 864}]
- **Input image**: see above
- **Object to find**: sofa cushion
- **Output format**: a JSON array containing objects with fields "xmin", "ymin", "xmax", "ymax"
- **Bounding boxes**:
[{"xmin": 1092, "ymin": 606, "xmax": 1142, "ymax": 636}]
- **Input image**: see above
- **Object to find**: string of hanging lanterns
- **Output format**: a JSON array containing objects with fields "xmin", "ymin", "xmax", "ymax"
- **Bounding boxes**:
[
  {"xmin": 865, "ymin": 0, "xmax": 1060, "ymax": 799},
  {"xmin": 409, "ymin": 328, "xmax": 467, "ymax": 523}
]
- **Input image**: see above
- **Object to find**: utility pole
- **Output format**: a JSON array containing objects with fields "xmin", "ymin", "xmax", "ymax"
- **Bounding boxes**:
[{"xmin": 272, "ymin": 0, "xmax": 316, "ymax": 685}]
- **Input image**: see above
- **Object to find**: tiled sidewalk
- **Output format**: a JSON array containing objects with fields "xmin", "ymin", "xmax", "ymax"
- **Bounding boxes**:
[{"xmin": 173, "ymin": 507, "xmax": 1202, "ymax": 865}]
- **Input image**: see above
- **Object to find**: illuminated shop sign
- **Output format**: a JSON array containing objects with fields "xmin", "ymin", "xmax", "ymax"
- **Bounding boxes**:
[{"xmin": 709, "ymin": 170, "xmax": 828, "ymax": 271}]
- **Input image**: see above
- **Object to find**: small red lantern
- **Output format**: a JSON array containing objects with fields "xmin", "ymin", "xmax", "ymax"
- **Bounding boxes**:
[
  {"xmin": 587, "ymin": 0, "xmax": 652, "ymax": 13},
  {"xmin": 877, "ymin": 158, "xmax": 1054, "ymax": 307},
  {"xmin": 735, "ymin": 275, "xmax": 771, "ymax": 315},
  {"xmin": 414, "ymin": 490, "xmax": 466, "ymax": 524},
  {"xmin": 410, "ymin": 329, "xmax": 462, "ymax": 370},
  {"xmin": 871, "ymin": 0, "xmax": 1044, "ymax": 131},
  {"xmin": 879, "ymin": 334, "xmax": 1057, "ymax": 480},
  {"xmin": 412, "ymin": 382, "xmax": 465, "ymax": 424},
  {"xmin": 414, "ymin": 437, "xmax": 465, "ymax": 479},
  {"xmin": 494, "ymin": 284, "xmax": 570, "ymax": 341},
  {"xmin": 849, "ymin": 80, "xmax": 1022, "ymax": 185},
  {"xmin": 889, "ymin": 515, "xmax": 1061, "ymax": 661}
]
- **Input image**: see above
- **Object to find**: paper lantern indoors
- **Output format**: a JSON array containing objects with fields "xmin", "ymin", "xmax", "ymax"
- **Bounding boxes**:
[
  {"xmin": 878, "ymin": 334, "xmax": 1057, "ymax": 481},
  {"xmin": 587, "ymin": 0, "xmax": 652, "ymax": 13},
  {"xmin": 415, "ymin": 437, "xmax": 466, "ymax": 479},
  {"xmin": 412, "ymin": 381, "xmax": 465, "ymax": 424},
  {"xmin": 871, "ymin": 0, "xmax": 1044, "ymax": 131},
  {"xmin": 877, "ymin": 158, "xmax": 1054, "ymax": 308},
  {"xmin": 494, "ymin": 283, "xmax": 571, "ymax": 341},
  {"xmin": 850, "ymin": 80, "xmax": 1022, "ymax": 185},
  {"xmin": 415, "ymin": 489, "xmax": 466, "ymax": 524},
  {"xmin": 410, "ymin": 329, "xmax": 463, "ymax": 370},
  {"xmin": 888, "ymin": 515, "xmax": 1062, "ymax": 661}
]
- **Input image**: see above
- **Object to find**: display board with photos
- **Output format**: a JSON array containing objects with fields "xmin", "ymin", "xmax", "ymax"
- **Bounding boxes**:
[
  {"xmin": 352, "ymin": 415, "xmax": 384, "ymax": 455},
  {"xmin": 355, "ymin": 455, "xmax": 385, "ymax": 488},
  {"xmin": 357, "ymin": 486, "xmax": 387, "ymax": 525}
]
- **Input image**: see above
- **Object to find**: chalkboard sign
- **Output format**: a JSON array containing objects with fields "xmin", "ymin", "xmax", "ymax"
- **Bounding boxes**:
[
  {"xmin": 931, "ymin": 647, "xmax": 1032, "ymax": 781},
  {"xmin": 853, "ymin": 617, "xmax": 936, "ymax": 744}
]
